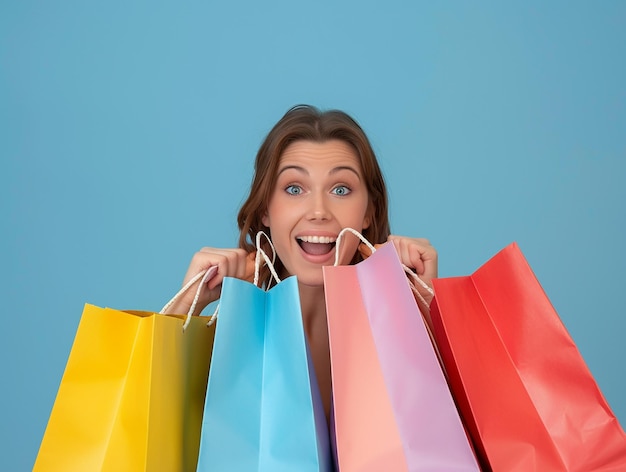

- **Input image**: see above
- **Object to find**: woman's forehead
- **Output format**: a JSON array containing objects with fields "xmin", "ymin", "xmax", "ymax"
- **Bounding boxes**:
[{"xmin": 279, "ymin": 139, "xmax": 360, "ymax": 167}]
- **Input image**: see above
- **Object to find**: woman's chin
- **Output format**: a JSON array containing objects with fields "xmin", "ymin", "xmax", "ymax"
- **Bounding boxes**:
[{"xmin": 291, "ymin": 269, "xmax": 325, "ymax": 289}]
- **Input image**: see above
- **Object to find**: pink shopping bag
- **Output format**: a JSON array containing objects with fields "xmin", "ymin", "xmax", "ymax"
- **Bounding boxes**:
[{"xmin": 324, "ymin": 241, "xmax": 480, "ymax": 471}]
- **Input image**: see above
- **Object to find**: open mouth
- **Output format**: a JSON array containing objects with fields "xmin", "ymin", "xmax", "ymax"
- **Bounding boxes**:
[{"xmin": 297, "ymin": 235, "xmax": 337, "ymax": 256}]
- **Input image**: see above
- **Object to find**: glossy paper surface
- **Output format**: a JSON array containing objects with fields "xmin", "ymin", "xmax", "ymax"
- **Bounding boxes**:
[
  {"xmin": 324, "ymin": 242, "xmax": 479, "ymax": 471},
  {"xmin": 196, "ymin": 276, "xmax": 331, "ymax": 472},
  {"xmin": 430, "ymin": 242, "xmax": 626, "ymax": 471},
  {"xmin": 34, "ymin": 305, "xmax": 215, "ymax": 471}
]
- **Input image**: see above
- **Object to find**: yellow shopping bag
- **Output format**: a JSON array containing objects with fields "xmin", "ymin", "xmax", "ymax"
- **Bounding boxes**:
[{"xmin": 34, "ymin": 271, "xmax": 216, "ymax": 471}]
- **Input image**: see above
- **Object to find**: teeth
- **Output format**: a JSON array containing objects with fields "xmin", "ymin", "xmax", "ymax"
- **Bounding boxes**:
[{"xmin": 297, "ymin": 235, "xmax": 337, "ymax": 244}]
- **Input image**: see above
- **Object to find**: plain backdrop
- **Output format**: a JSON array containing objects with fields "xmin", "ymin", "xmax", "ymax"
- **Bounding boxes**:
[{"xmin": 2, "ymin": 1, "xmax": 625, "ymax": 469}]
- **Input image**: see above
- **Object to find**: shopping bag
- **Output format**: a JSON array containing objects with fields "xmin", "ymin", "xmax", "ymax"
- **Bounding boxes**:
[
  {"xmin": 34, "ymin": 272, "xmax": 216, "ymax": 471},
  {"xmin": 196, "ymin": 265, "xmax": 331, "ymax": 470},
  {"xmin": 429, "ymin": 242, "xmax": 626, "ymax": 471},
  {"xmin": 324, "ymin": 238, "xmax": 480, "ymax": 471}
]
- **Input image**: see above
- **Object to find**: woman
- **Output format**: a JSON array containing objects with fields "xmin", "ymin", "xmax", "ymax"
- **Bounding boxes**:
[{"xmin": 166, "ymin": 104, "xmax": 438, "ymax": 420}]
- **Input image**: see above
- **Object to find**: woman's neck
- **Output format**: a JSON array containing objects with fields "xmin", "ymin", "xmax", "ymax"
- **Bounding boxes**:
[
  {"xmin": 298, "ymin": 283, "xmax": 326, "ymax": 334},
  {"xmin": 297, "ymin": 282, "xmax": 332, "ymax": 423}
]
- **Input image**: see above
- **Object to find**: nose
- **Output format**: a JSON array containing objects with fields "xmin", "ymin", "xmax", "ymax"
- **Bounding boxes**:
[{"xmin": 306, "ymin": 193, "xmax": 331, "ymax": 221}]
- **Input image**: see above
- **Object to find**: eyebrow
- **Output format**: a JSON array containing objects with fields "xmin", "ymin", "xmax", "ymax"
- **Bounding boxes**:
[{"xmin": 277, "ymin": 165, "xmax": 362, "ymax": 181}]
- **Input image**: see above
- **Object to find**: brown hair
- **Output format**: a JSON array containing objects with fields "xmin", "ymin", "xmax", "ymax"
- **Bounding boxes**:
[{"xmin": 237, "ymin": 104, "xmax": 390, "ymax": 281}]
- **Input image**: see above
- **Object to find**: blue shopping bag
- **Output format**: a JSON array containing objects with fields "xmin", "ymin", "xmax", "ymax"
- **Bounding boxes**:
[{"xmin": 196, "ymin": 275, "xmax": 332, "ymax": 471}]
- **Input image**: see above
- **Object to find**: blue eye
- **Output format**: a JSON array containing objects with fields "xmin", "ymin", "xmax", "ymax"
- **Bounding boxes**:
[
  {"xmin": 332, "ymin": 185, "xmax": 351, "ymax": 196},
  {"xmin": 285, "ymin": 185, "xmax": 303, "ymax": 195}
]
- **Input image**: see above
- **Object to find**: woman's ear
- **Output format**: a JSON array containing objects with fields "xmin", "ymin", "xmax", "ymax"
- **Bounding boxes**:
[{"xmin": 261, "ymin": 211, "xmax": 269, "ymax": 227}]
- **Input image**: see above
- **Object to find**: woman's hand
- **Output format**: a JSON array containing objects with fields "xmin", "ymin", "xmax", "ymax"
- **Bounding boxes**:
[
  {"xmin": 387, "ymin": 235, "xmax": 438, "ymax": 306},
  {"xmin": 164, "ymin": 248, "xmax": 255, "ymax": 316}
]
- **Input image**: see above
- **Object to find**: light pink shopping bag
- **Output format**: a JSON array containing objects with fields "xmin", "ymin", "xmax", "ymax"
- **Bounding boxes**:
[{"xmin": 324, "ymin": 242, "xmax": 480, "ymax": 471}]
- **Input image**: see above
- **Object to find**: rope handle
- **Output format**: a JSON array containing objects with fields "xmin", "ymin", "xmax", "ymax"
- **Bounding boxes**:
[
  {"xmin": 198, "ymin": 231, "xmax": 286, "ymax": 327},
  {"xmin": 208, "ymin": 231, "xmax": 281, "ymax": 325},
  {"xmin": 158, "ymin": 231, "xmax": 281, "ymax": 331},
  {"xmin": 334, "ymin": 227, "xmax": 434, "ymax": 307},
  {"xmin": 159, "ymin": 265, "xmax": 218, "ymax": 331},
  {"xmin": 254, "ymin": 231, "xmax": 281, "ymax": 287},
  {"xmin": 335, "ymin": 228, "xmax": 440, "ymax": 365}
]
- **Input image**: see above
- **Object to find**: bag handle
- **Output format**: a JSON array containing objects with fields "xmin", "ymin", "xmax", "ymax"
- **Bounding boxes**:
[
  {"xmin": 334, "ymin": 227, "xmax": 434, "ymax": 308},
  {"xmin": 334, "ymin": 228, "xmax": 447, "ymax": 374},
  {"xmin": 208, "ymin": 231, "xmax": 281, "ymax": 325},
  {"xmin": 253, "ymin": 231, "xmax": 281, "ymax": 287},
  {"xmin": 159, "ymin": 266, "xmax": 219, "ymax": 331},
  {"xmin": 165, "ymin": 231, "xmax": 281, "ymax": 330}
]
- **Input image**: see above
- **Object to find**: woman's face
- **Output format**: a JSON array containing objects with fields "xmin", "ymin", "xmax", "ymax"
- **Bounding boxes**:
[{"xmin": 262, "ymin": 139, "xmax": 371, "ymax": 287}]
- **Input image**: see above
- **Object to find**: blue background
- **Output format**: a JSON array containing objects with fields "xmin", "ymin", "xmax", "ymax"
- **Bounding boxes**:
[{"xmin": 2, "ymin": 1, "xmax": 625, "ymax": 469}]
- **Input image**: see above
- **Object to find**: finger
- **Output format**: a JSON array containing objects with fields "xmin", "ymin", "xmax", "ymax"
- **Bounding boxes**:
[
  {"xmin": 386, "ymin": 238, "xmax": 433, "ymax": 305},
  {"xmin": 358, "ymin": 242, "xmax": 374, "ymax": 258},
  {"xmin": 210, "ymin": 250, "xmax": 245, "ymax": 289},
  {"xmin": 244, "ymin": 251, "xmax": 257, "ymax": 281},
  {"xmin": 411, "ymin": 240, "xmax": 438, "ymax": 280},
  {"xmin": 231, "ymin": 248, "xmax": 250, "ymax": 281},
  {"xmin": 388, "ymin": 237, "xmax": 418, "ymax": 273},
  {"xmin": 388, "ymin": 236, "xmax": 438, "ymax": 279},
  {"xmin": 192, "ymin": 249, "xmax": 235, "ymax": 290}
]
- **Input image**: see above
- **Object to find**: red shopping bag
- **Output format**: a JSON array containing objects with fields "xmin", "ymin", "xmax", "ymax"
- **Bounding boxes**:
[
  {"xmin": 429, "ymin": 242, "xmax": 626, "ymax": 471},
  {"xmin": 324, "ymin": 241, "xmax": 480, "ymax": 471}
]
